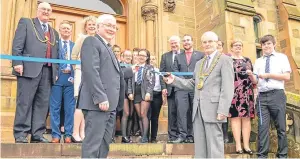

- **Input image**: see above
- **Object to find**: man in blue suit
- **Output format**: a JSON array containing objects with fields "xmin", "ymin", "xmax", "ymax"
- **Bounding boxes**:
[{"xmin": 50, "ymin": 21, "xmax": 75, "ymax": 143}]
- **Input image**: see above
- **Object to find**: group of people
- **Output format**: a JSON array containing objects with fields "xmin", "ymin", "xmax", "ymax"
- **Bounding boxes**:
[{"xmin": 11, "ymin": 2, "xmax": 291, "ymax": 159}]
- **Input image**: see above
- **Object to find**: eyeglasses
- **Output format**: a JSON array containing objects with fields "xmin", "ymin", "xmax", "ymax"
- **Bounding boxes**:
[
  {"xmin": 138, "ymin": 54, "xmax": 147, "ymax": 57},
  {"xmin": 233, "ymin": 44, "xmax": 243, "ymax": 47},
  {"xmin": 102, "ymin": 23, "xmax": 118, "ymax": 31},
  {"xmin": 202, "ymin": 40, "xmax": 217, "ymax": 44},
  {"xmin": 39, "ymin": 7, "xmax": 52, "ymax": 12}
]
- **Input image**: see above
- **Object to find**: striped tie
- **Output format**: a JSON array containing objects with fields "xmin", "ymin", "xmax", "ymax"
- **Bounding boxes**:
[
  {"xmin": 42, "ymin": 23, "xmax": 47, "ymax": 33},
  {"xmin": 265, "ymin": 55, "xmax": 271, "ymax": 82},
  {"xmin": 62, "ymin": 41, "xmax": 68, "ymax": 69},
  {"xmin": 137, "ymin": 67, "xmax": 143, "ymax": 85}
]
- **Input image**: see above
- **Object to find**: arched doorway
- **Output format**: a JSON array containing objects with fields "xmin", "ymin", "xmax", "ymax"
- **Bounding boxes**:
[{"xmin": 40, "ymin": 0, "xmax": 128, "ymax": 49}]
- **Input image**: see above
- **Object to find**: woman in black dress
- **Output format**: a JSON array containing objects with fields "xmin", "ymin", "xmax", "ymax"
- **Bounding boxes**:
[
  {"xmin": 128, "ymin": 49, "xmax": 155, "ymax": 143},
  {"xmin": 229, "ymin": 40, "xmax": 256, "ymax": 154}
]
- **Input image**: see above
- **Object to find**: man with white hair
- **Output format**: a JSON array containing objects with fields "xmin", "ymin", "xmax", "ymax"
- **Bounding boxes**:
[
  {"xmin": 78, "ymin": 14, "xmax": 135, "ymax": 158},
  {"xmin": 159, "ymin": 35, "xmax": 183, "ymax": 142},
  {"xmin": 163, "ymin": 31, "xmax": 234, "ymax": 158},
  {"xmin": 12, "ymin": 2, "xmax": 59, "ymax": 143}
]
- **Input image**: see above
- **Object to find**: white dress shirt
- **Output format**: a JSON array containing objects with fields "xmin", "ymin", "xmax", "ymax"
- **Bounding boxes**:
[
  {"xmin": 153, "ymin": 67, "xmax": 161, "ymax": 92},
  {"xmin": 38, "ymin": 19, "xmax": 48, "ymax": 32},
  {"xmin": 206, "ymin": 50, "xmax": 218, "ymax": 68},
  {"xmin": 253, "ymin": 51, "xmax": 291, "ymax": 92},
  {"xmin": 172, "ymin": 50, "xmax": 181, "ymax": 63}
]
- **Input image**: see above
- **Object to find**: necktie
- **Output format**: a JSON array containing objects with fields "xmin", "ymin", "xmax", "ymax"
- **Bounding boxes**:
[
  {"xmin": 205, "ymin": 56, "xmax": 211, "ymax": 72},
  {"xmin": 42, "ymin": 23, "xmax": 47, "ymax": 33},
  {"xmin": 107, "ymin": 43, "xmax": 112, "ymax": 48},
  {"xmin": 186, "ymin": 51, "xmax": 192, "ymax": 64},
  {"xmin": 63, "ymin": 41, "xmax": 68, "ymax": 69},
  {"xmin": 265, "ymin": 55, "xmax": 271, "ymax": 82},
  {"xmin": 137, "ymin": 67, "xmax": 143, "ymax": 85}
]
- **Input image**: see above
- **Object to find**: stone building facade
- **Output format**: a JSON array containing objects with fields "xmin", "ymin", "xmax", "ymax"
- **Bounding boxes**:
[{"xmin": 1, "ymin": 0, "xmax": 300, "ymax": 141}]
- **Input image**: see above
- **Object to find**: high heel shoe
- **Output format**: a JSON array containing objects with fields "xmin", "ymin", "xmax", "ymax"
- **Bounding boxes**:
[
  {"xmin": 243, "ymin": 149, "xmax": 253, "ymax": 155},
  {"xmin": 71, "ymin": 136, "xmax": 82, "ymax": 143},
  {"xmin": 121, "ymin": 137, "xmax": 132, "ymax": 143},
  {"xmin": 236, "ymin": 149, "xmax": 243, "ymax": 154}
]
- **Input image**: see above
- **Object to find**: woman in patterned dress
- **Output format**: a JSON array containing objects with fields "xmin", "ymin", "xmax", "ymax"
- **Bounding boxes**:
[{"xmin": 229, "ymin": 40, "xmax": 256, "ymax": 154}]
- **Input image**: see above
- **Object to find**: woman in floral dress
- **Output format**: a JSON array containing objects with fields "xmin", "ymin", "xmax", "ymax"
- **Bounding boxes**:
[{"xmin": 229, "ymin": 40, "xmax": 256, "ymax": 155}]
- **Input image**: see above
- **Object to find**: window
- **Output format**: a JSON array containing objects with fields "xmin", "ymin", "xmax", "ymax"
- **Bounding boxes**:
[
  {"xmin": 256, "ymin": 48, "xmax": 262, "ymax": 59},
  {"xmin": 253, "ymin": 16, "xmax": 262, "ymax": 43},
  {"xmin": 40, "ymin": 0, "xmax": 123, "ymax": 15}
]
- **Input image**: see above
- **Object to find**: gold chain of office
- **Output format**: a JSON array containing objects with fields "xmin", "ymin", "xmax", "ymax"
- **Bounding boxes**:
[
  {"xmin": 197, "ymin": 53, "xmax": 222, "ymax": 89},
  {"xmin": 30, "ymin": 19, "xmax": 56, "ymax": 46}
]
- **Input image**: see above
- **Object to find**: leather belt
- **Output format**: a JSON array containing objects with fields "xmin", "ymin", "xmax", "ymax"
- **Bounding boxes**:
[{"xmin": 61, "ymin": 69, "xmax": 71, "ymax": 74}]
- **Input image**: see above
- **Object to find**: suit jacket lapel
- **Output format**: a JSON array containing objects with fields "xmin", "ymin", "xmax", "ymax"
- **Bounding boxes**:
[
  {"xmin": 33, "ymin": 18, "xmax": 46, "ymax": 41},
  {"xmin": 95, "ymin": 34, "xmax": 120, "ymax": 72}
]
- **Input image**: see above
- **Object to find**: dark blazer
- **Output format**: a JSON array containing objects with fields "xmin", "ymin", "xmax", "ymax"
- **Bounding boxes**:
[
  {"xmin": 173, "ymin": 50, "xmax": 204, "ymax": 79},
  {"xmin": 159, "ymin": 49, "xmax": 184, "ymax": 96},
  {"xmin": 78, "ymin": 34, "xmax": 133, "ymax": 112},
  {"xmin": 57, "ymin": 39, "xmax": 75, "ymax": 78},
  {"xmin": 128, "ymin": 64, "xmax": 156, "ymax": 101},
  {"xmin": 12, "ymin": 17, "xmax": 59, "ymax": 84}
]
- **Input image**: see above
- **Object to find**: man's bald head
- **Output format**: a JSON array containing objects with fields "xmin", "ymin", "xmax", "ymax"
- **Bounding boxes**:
[
  {"xmin": 37, "ymin": 2, "xmax": 52, "ymax": 23},
  {"xmin": 201, "ymin": 31, "xmax": 219, "ymax": 55}
]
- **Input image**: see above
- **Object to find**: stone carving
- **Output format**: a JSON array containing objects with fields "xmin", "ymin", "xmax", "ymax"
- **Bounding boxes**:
[
  {"xmin": 286, "ymin": 113, "xmax": 293, "ymax": 132},
  {"xmin": 142, "ymin": 4, "xmax": 158, "ymax": 21},
  {"xmin": 163, "ymin": 0, "xmax": 176, "ymax": 12}
]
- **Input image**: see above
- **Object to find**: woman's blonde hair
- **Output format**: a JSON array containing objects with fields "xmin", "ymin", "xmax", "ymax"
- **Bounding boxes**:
[
  {"xmin": 230, "ymin": 39, "xmax": 243, "ymax": 48},
  {"xmin": 81, "ymin": 16, "xmax": 97, "ymax": 35}
]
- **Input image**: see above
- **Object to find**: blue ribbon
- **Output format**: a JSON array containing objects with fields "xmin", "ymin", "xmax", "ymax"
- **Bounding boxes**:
[{"xmin": 0, "ymin": 54, "xmax": 193, "ymax": 76}]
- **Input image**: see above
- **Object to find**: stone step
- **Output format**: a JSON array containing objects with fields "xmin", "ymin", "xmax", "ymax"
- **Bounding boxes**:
[{"xmin": 0, "ymin": 143, "xmax": 276, "ymax": 158}]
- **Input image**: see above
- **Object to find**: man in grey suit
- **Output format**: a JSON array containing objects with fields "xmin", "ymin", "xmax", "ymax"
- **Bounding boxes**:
[
  {"xmin": 172, "ymin": 34, "xmax": 204, "ymax": 143},
  {"xmin": 159, "ymin": 35, "xmax": 182, "ymax": 142},
  {"xmin": 12, "ymin": 2, "xmax": 59, "ymax": 143},
  {"xmin": 164, "ymin": 31, "xmax": 234, "ymax": 158},
  {"xmin": 78, "ymin": 14, "xmax": 135, "ymax": 158}
]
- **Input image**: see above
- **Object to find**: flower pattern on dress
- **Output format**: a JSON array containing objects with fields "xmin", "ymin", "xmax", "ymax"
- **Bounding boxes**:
[{"xmin": 229, "ymin": 57, "xmax": 255, "ymax": 118}]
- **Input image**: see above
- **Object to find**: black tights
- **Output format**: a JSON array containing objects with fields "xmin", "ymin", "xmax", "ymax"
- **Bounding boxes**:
[
  {"xmin": 135, "ymin": 101, "xmax": 150, "ymax": 138},
  {"xmin": 121, "ymin": 99, "xmax": 134, "ymax": 137}
]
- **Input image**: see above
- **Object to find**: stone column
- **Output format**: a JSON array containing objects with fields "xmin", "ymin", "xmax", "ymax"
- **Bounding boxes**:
[{"xmin": 141, "ymin": 1, "xmax": 158, "ymax": 54}]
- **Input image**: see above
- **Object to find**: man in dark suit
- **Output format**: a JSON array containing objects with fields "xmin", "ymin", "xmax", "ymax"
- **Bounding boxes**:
[
  {"xmin": 50, "ymin": 21, "xmax": 75, "ymax": 143},
  {"xmin": 78, "ymin": 14, "xmax": 135, "ymax": 158},
  {"xmin": 12, "ymin": 2, "xmax": 59, "ymax": 143},
  {"xmin": 160, "ymin": 35, "xmax": 182, "ymax": 142},
  {"xmin": 173, "ymin": 34, "xmax": 204, "ymax": 143}
]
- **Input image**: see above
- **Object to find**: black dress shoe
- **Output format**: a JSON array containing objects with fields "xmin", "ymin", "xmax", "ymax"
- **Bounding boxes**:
[
  {"xmin": 243, "ymin": 149, "xmax": 253, "ymax": 155},
  {"xmin": 15, "ymin": 137, "xmax": 28, "ymax": 143},
  {"xmin": 71, "ymin": 136, "xmax": 82, "ymax": 143},
  {"xmin": 121, "ymin": 137, "xmax": 132, "ymax": 143},
  {"xmin": 172, "ymin": 138, "xmax": 185, "ymax": 143},
  {"xmin": 184, "ymin": 138, "xmax": 194, "ymax": 143},
  {"xmin": 236, "ymin": 150, "xmax": 243, "ymax": 154},
  {"xmin": 30, "ymin": 136, "xmax": 49, "ymax": 143}
]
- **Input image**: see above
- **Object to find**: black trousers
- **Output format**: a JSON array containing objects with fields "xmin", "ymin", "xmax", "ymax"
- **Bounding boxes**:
[
  {"xmin": 13, "ymin": 66, "xmax": 52, "ymax": 139},
  {"xmin": 149, "ymin": 91, "xmax": 163, "ymax": 140},
  {"xmin": 167, "ymin": 89, "xmax": 178, "ymax": 140},
  {"xmin": 257, "ymin": 89, "xmax": 288, "ymax": 158},
  {"xmin": 175, "ymin": 90, "xmax": 194, "ymax": 140}
]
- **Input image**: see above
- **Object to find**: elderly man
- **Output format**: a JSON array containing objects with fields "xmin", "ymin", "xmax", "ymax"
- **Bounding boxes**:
[
  {"xmin": 159, "ymin": 35, "xmax": 182, "ymax": 142},
  {"xmin": 164, "ymin": 31, "xmax": 234, "ymax": 158},
  {"xmin": 78, "ymin": 14, "xmax": 135, "ymax": 158},
  {"xmin": 12, "ymin": 2, "xmax": 59, "ymax": 143}
]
